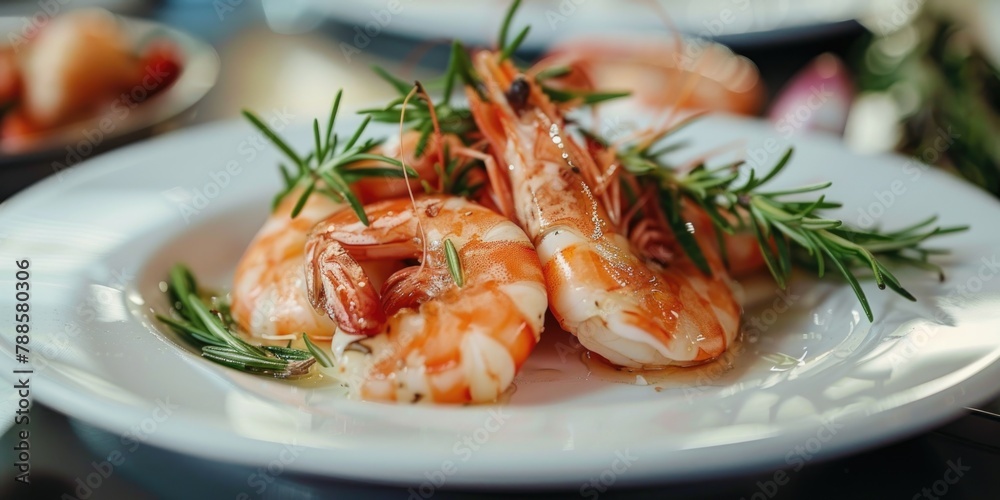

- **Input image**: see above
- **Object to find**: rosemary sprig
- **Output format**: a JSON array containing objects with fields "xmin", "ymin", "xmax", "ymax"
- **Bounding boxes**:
[
  {"xmin": 619, "ymin": 143, "xmax": 968, "ymax": 322},
  {"xmin": 540, "ymin": 85, "xmax": 632, "ymax": 106},
  {"xmin": 534, "ymin": 64, "xmax": 631, "ymax": 107},
  {"xmin": 362, "ymin": 43, "xmax": 479, "ymax": 159},
  {"xmin": 498, "ymin": 0, "xmax": 529, "ymax": 61},
  {"xmin": 441, "ymin": 152, "xmax": 486, "ymax": 197},
  {"xmin": 444, "ymin": 238, "xmax": 465, "ymax": 286},
  {"xmin": 361, "ymin": 46, "xmax": 486, "ymax": 197},
  {"xmin": 360, "ymin": 99, "xmax": 474, "ymax": 159},
  {"xmin": 498, "ymin": 0, "xmax": 630, "ymax": 106},
  {"xmin": 243, "ymin": 90, "xmax": 415, "ymax": 225},
  {"xmin": 156, "ymin": 264, "xmax": 325, "ymax": 377}
]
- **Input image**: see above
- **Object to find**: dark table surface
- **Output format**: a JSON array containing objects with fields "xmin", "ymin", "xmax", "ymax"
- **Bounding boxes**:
[{"xmin": 3, "ymin": 2, "xmax": 1000, "ymax": 498}]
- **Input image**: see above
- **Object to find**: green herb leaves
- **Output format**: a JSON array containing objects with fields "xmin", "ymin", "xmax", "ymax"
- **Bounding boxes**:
[
  {"xmin": 540, "ymin": 86, "xmax": 632, "ymax": 106},
  {"xmin": 621, "ymin": 138, "xmax": 967, "ymax": 322},
  {"xmin": 498, "ymin": 0, "xmax": 529, "ymax": 62},
  {"xmin": 156, "ymin": 264, "xmax": 331, "ymax": 377},
  {"xmin": 444, "ymin": 238, "xmax": 465, "ymax": 287},
  {"xmin": 243, "ymin": 90, "xmax": 412, "ymax": 225}
]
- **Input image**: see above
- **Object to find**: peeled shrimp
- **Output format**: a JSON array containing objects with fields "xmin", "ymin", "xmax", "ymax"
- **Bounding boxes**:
[
  {"xmin": 22, "ymin": 9, "xmax": 140, "ymax": 128},
  {"xmin": 305, "ymin": 195, "xmax": 547, "ymax": 403},
  {"xmin": 231, "ymin": 129, "xmax": 463, "ymax": 341},
  {"xmin": 0, "ymin": 47, "xmax": 20, "ymax": 105},
  {"xmin": 466, "ymin": 52, "xmax": 740, "ymax": 369},
  {"xmin": 540, "ymin": 37, "xmax": 764, "ymax": 116},
  {"xmin": 683, "ymin": 203, "xmax": 767, "ymax": 278},
  {"xmin": 352, "ymin": 130, "xmax": 462, "ymax": 203},
  {"xmin": 230, "ymin": 191, "xmax": 343, "ymax": 340}
]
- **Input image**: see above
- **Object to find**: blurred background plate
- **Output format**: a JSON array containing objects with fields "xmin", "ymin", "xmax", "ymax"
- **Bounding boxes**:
[
  {"xmin": 0, "ymin": 15, "xmax": 219, "ymax": 166},
  {"xmin": 0, "ymin": 0, "xmax": 142, "ymax": 17},
  {"xmin": 287, "ymin": 0, "xmax": 871, "ymax": 48}
]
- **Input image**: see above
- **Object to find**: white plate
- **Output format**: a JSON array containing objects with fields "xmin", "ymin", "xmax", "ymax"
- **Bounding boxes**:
[
  {"xmin": 289, "ymin": 0, "xmax": 870, "ymax": 48},
  {"xmin": 1, "ymin": 114, "xmax": 999, "ymax": 488}
]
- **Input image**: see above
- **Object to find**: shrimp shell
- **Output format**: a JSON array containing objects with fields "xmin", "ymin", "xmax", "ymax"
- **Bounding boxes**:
[
  {"xmin": 305, "ymin": 195, "xmax": 548, "ymax": 403},
  {"xmin": 466, "ymin": 52, "xmax": 741, "ymax": 369}
]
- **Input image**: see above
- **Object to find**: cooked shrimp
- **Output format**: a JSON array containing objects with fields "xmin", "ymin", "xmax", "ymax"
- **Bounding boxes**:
[
  {"xmin": 0, "ymin": 46, "xmax": 20, "ymax": 105},
  {"xmin": 683, "ymin": 203, "xmax": 767, "ymax": 278},
  {"xmin": 351, "ymin": 130, "xmax": 456, "ymax": 203},
  {"xmin": 466, "ymin": 52, "xmax": 740, "ymax": 369},
  {"xmin": 230, "ymin": 191, "xmax": 344, "ymax": 340},
  {"xmin": 540, "ymin": 37, "xmax": 764, "ymax": 116},
  {"xmin": 230, "ymin": 131, "xmax": 450, "ymax": 340},
  {"xmin": 304, "ymin": 195, "xmax": 547, "ymax": 403},
  {"xmin": 22, "ymin": 9, "xmax": 139, "ymax": 128}
]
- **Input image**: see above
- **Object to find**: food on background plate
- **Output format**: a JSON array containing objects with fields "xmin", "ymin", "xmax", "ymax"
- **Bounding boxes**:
[
  {"xmin": 158, "ymin": 1, "xmax": 965, "ymax": 404},
  {"xmin": 542, "ymin": 37, "xmax": 765, "ymax": 116},
  {"xmin": 0, "ymin": 8, "xmax": 182, "ymax": 152}
]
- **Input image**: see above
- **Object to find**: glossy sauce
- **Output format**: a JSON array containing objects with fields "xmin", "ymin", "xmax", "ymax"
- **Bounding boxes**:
[
  {"xmin": 580, "ymin": 337, "xmax": 747, "ymax": 390},
  {"xmin": 284, "ymin": 370, "xmax": 340, "ymax": 389}
]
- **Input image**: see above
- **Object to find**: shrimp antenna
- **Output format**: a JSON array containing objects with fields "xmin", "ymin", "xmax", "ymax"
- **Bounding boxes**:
[
  {"xmin": 414, "ymin": 82, "xmax": 447, "ymax": 192},
  {"xmin": 644, "ymin": 0, "xmax": 683, "ymax": 63},
  {"xmin": 398, "ymin": 83, "xmax": 430, "ymax": 271},
  {"xmin": 623, "ymin": 0, "xmax": 708, "ymax": 150}
]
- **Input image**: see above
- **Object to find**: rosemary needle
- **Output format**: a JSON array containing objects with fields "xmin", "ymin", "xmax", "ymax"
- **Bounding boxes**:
[
  {"xmin": 444, "ymin": 238, "xmax": 465, "ymax": 287},
  {"xmin": 303, "ymin": 333, "xmax": 334, "ymax": 368}
]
